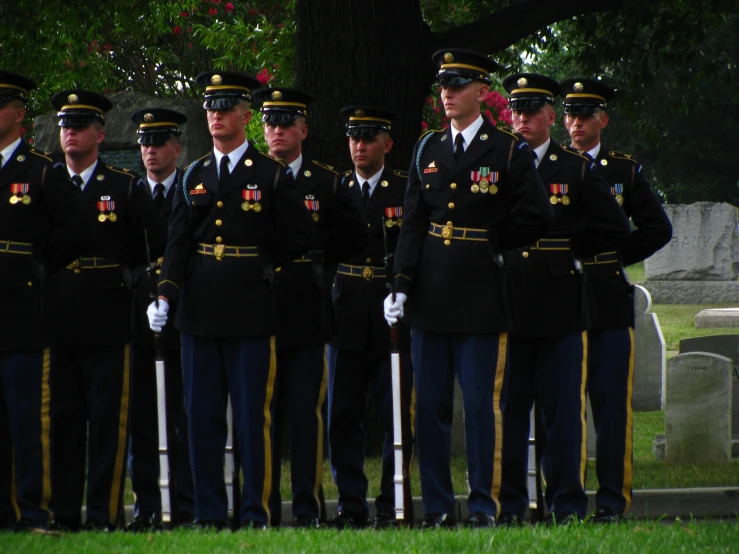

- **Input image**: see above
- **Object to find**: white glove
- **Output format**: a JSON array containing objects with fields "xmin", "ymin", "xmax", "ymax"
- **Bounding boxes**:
[
  {"xmin": 147, "ymin": 300, "xmax": 169, "ymax": 332},
  {"xmin": 383, "ymin": 292, "xmax": 407, "ymax": 325}
]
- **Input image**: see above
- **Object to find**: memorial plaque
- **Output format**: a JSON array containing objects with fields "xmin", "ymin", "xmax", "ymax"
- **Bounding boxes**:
[{"xmin": 100, "ymin": 149, "xmax": 145, "ymax": 175}]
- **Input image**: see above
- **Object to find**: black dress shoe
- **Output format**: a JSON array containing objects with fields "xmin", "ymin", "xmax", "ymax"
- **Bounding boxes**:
[
  {"xmin": 48, "ymin": 517, "xmax": 81, "ymax": 533},
  {"xmin": 174, "ymin": 511, "xmax": 195, "ymax": 527},
  {"xmin": 82, "ymin": 519, "xmax": 116, "ymax": 532},
  {"xmin": 193, "ymin": 519, "xmax": 227, "ymax": 531},
  {"xmin": 126, "ymin": 512, "xmax": 162, "ymax": 532},
  {"xmin": 420, "ymin": 513, "xmax": 457, "ymax": 530},
  {"xmin": 373, "ymin": 511, "xmax": 399, "ymax": 529},
  {"xmin": 464, "ymin": 511, "xmax": 495, "ymax": 528},
  {"xmin": 240, "ymin": 518, "xmax": 268, "ymax": 530},
  {"xmin": 591, "ymin": 507, "xmax": 624, "ymax": 524},
  {"xmin": 294, "ymin": 516, "xmax": 321, "ymax": 529},
  {"xmin": 495, "ymin": 512, "xmax": 524, "ymax": 527},
  {"xmin": 325, "ymin": 511, "xmax": 367, "ymax": 529}
]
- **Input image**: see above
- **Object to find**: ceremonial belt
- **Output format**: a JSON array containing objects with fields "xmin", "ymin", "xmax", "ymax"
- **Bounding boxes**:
[
  {"xmin": 197, "ymin": 242, "xmax": 258, "ymax": 261},
  {"xmin": 583, "ymin": 251, "xmax": 619, "ymax": 265},
  {"xmin": 0, "ymin": 239, "xmax": 32, "ymax": 255},
  {"xmin": 527, "ymin": 238, "xmax": 570, "ymax": 251},
  {"xmin": 337, "ymin": 263, "xmax": 386, "ymax": 280},
  {"xmin": 67, "ymin": 257, "xmax": 120, "ymax": 270},
  {"xmin": 428, "ymin": 222, "xmax": 488, "ymax": 242}
]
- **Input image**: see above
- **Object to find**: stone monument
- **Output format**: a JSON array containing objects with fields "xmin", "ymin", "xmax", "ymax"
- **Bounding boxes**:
[
  {"xmin": 632, "ymin": 285, "xmax": 666, "ymax": 411},
  {"xmin": 644, "ymin": 202, "xmax": 739, "ymax": 304}
]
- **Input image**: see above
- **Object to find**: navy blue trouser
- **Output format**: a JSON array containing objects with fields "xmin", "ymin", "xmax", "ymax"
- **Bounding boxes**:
[
  {"xmin": 0, "ymin": 350, "xmax": 52, "ymax": 526},
  {"xmin": 181, "ymin": 333, "xmax": 276, "ymax": 525},
  {"xmin": 587, "ymin": 327, "xmax": 634, "ymax": 515},
  {"xmin": 128, "ymin": 344, "xmax": 194, "ymax": 520},
  {"xmin": 50, "ymin": 344, "xmax": 131, "ymax": 526},
  {"xmin": 500, "ymin": 332, "xmax": 588, "ymax": 519},
  {"xmin": 326, "ymin": 346, "xmax": 413, "ymax": 518},
  {"xmin": 411, "ymin": 329, "xmax": 507, "ymax": 517},
  {"xmin": 269, "ymin": 344, "xmax": 327, "ymax": 523}
]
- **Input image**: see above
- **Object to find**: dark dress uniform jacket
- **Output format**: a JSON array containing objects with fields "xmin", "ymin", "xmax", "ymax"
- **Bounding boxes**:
[
  {"xmin": 585, "ymin": 147, "xmax": 672, "ymax": 330},
  {"xmin": 0, "ymin": 142, "xmax": 86, "ymax": 351},
  {"xmin": 394, "ymin": 120, "xmax": 554, "ymax": 334},
  {"xmin": 276, "ymin": 158, "xmax": 368, "ymax": 348},
  {"xmin": 47, "ymin": 161, "xmax": 166, "ymax": 346},
  {"xmin": 158, "ymin": 146, "xmax": 316, "ymax": 339},
  {"xmin": 505, "ymin": 141, "xmax": 631, "ymax": 339},
  {"xmin": 330, "ymin": 166, "xmax": 409, "ymax": 355}
]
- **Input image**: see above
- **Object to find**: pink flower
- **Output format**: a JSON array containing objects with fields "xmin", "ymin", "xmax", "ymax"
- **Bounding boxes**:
[
  {"xmin": 256, "ymin": 68, "xmax": 273, "ymax": 85},
  {"xmin": 79, "ymin": 62, "xmax": 86, "ymax": 67},
  {"xmin": 20, "ymin": 127, "xmax": 26, "ymax": 137},
  {"xmin": 484, "ymin": 109, "xmax": 497, "ymax": 126},
  {"xmin": 173, "ymin": 25, "xmax": 182, "ymax": 35},
  {"xmin": 180, "ymin": 11, "xmax": 189, "ymax": 17},
  {"xmin": 421, "ymin": 121, "xmax": 429, "ymax": 131},
  {"xmin": 208, "ymin": 7, "xmax": 218, "ymax": 15},
  {"xmin": 225, "ymin": 2, "xmax": 234, "ymax": 12},
  {"xmin": 187, "ymin": 42, "xmax": 193, "ymax": 49},
  {"xmin": 248, "ymin": 8, "xmax": 259, "ymax": 15}
]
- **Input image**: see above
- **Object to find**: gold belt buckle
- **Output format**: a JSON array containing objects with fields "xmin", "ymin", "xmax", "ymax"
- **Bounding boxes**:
[
  {"xmin": 67, "ymin": 259, "xmax": 80, "ymax": 270},
  {"xmin": 213, "ymin": 244, "xmax": 225, "ymax": 261},
  {"xmin": 362, "ymin": 266, "xmax": 373, "ymax": 280},
  {"xmin": 441, "ymin": 224, "xmax": 453, "ymax": 240}
]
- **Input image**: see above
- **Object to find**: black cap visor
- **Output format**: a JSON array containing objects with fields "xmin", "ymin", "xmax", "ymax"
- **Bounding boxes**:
[
  {"xmin": 563, "ymin": 103, "xmax": 604, "ymax": 115},
  {"xmin": 203, "ymin": 94, "xmax": 249, "ymax": 111},
  {"xmin": 508, "ymin": 97, "xmax": 552, "ymax": 112},
  {"xmin": 137, "ymin": 130, "xmax": 178, "ymax": 146},
  {"xmin": 346, "ymin": 124, "xmax": 388, "ymax": 138},
  {"xmin": 262, "ymin": 110, "xmax": 302, "ymax": 126},
  {"xmin": 57, "ymin": 111, "xmax": 102, "ymax": 128}
]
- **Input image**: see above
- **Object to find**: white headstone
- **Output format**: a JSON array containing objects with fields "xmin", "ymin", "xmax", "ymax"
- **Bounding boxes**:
[
  {"xmin": 632, "ymin": 285, "xmax": 665, "ymax": 411},
  {"xmin": 695, "ymin": 309, "xmax": 739, "ymax": 328},
  {"xmin": 665, "ymin": 352, "xmax": 733, "ymax": 464}
]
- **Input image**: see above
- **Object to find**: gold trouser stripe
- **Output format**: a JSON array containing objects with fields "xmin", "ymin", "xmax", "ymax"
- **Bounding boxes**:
[
  {"xmin": 108, "ymin": 344, "xmax": 131, "ymax": 523},
  {"xmin": 40, "ymin": 349, "xmax": 52, "ymax": 523},
  {"xmin": 579, "ymin": 332, "xmax": 589, "ymax": 487},
  {"xmin": 490, "ymin": 332, "xmax": 508, "ymax": 515},
  {"xmin": 313, "ymin": 349, "xmax": 329, "ymax": 506},
  {"xmin": 622, "ymin": 328, "xmax": 636, "ymax": 514},
  {"xmin": 10, "ymin": 447, "xmax": 19, "ymax": 520},
  {"xmin": 261, "ymin": 337, "xmax": 277, "ymax": 523}
]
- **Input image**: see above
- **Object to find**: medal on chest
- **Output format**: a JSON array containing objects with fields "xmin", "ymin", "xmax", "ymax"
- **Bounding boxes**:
[
  {"xmin": 549, "ymin": 184, "xmax": 570, "ymax": 205},
  {"xmin": 9, "ymin": 183, "xmax": 31, "ymax": 205},
  {"xmin": 242, "ymin": 185, "xmax": 262, "ymax": 212}
]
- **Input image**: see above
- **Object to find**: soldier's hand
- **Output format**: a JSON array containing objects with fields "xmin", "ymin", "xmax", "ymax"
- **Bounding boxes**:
[
  {"xmin": 147, "ymin": 300, "xmax": 169, "ymax": 332},
  {"xmin": 383, "ymin": 292, "xmax": 407, "ymax": 325}
]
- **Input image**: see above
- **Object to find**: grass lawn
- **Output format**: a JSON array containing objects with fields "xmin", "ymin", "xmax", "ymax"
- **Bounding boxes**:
[{"xmin": 4, "ymin": 520, "xmax": 739, "ymax": 553}]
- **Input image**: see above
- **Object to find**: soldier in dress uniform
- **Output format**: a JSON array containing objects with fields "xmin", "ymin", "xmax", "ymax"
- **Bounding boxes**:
[
  {"xmin": 251, "ymin": 87, "xmax": 368, "ymax": 529},
  {"xmin": 126, "ymin": 108, "xmax": 194, "ymax": 531},
  {"xmin": 384, "ymin": 50, "xmax": 553, "ymax": 529},
  {"xmin": 560, "ymin": 78, "xmax": 672, "ymax": 523},
  {"xmin": 0, "ymin": 71, "xmax": 86, "ymax": 532},
  {"xmin": 496, "ymin": 74, "xmax": 631, "ymax": 525},
  {"xmin": 146, "ymin": 72, "xmax": 316, "ymax": 530},
  {"xmin": 46, "ymin": 90, "xmax": 167, "ymax": 532},
  {"xmin": 324, "ymin": 106, "xmax": 413, "ymax": 529}
]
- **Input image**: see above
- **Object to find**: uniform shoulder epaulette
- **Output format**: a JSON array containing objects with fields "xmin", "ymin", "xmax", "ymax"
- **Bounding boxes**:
[
  {"xmin": 418, "ymin": 128, "xmax": 443, "ymax": 141},
  {"xmin": 312, "ymin": 159, "xmax": 338, "ymax": 175},
  {"xmin": 393, "ymin": 169, "xmax": 409, "ymax": 178},
  {"xmin": 258, "ymin": 151, "xmax": 285, "ymax": 166},
  {"xmin": 106, "ymin": 165, "xmax": 138, "ymax": 178},
  {"xmin": 28, "ymin": 148, "xmax": 52, "ymax": 162},
  {"xmin": 343, "ymin": 169, "xmax": 353, "ymax": 177},
  {"xmin": 185, "ymin": 153, "xmax": 210, "ymax": 172},
  {"xmin": 608, "ymin": 150, "xmax": 639, "ymax": 164},
  {"xmin": 562, "ymin": 147, "xmax": 589, "ymax": 162},
  {"xmin": 497, "ymin": 127, "xmax": 520, "ymax": 140}
]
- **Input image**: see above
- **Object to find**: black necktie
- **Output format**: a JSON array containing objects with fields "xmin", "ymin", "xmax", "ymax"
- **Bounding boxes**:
[
  {"xmin": 454, "ymin": 133, "xmax": 465, "ymax": 162},
  {"xmin": 71, "ymin": 174, "xmax": 84, "ymax": 191},
  {"xmin": 361, "ymin": 181, "xmax": 370, "ymax": 206},
  {"xmin": 532, "ymin": 151, "xmax": 539, "ymax": 168},
  {"xmin": 153, "ymin": 183, "xmax": 165, "ymax": 209},
  {"xmin": 285, "ymin": 167, "xmax": 295, "ymax": 182},
  {"xmin": 219, "ymin": 155, "xmax": 230, "ymax": 186}
]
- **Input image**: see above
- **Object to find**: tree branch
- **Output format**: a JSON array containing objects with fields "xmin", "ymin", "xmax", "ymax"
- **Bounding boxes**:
[{"xmin": 429, "ymin": 0, "xmax": 623, "ymax": 55}]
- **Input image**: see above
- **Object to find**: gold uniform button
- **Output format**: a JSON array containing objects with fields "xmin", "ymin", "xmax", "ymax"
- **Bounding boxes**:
[
  {"xmin": 216, "ymin": 236, "xmax": 223, "ymax": 243},
  {"xmin": 522, "ymin": 251, "xmax": 529, "ymax": 259},
  {"xmin": 450, "ymin": 183, "xmax": 457, "ymax": 190},
  {"xmin": 444, "ymin": 239, "xmax": 451, "ymax": 246},
  {"xmin": 156, "ymin": 269, "xmax": 161, "ymax": 275},
  {"xmin": 217, "ymin": 200, "xmax": 224, "ymax": 208},
  {"xmin": 27, "ymin": 281, "xmax": 33, "ymax": 287},
  {"xmin": 425, "ymin": 184, "xmax": 430, "ymax": 189},
  {"xmin": 367, "ymin": 223, "xmax": 371, "ymax": 228},
  {"xmin": 448, "ymin": 202, "xmax": 455, "ymax": 209},
  {"xmin": 616, "ymin": 270, "xmax": 621, "ymax": 276},
  {"xmin": 215, "ymin": 219, "xmax": 222, "ymax": 226},
  {"xmin": 446, "ymin": 221, "xmax": 453, "ymax": 226},
  {"xmin": 365, "ymin": 258, "xmax": 372, "ymax": 264}
]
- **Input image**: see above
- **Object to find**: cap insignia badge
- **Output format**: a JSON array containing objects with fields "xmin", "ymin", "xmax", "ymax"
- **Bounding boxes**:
[
  {"xmin": 355, "ymin": 109, "xmax": 365, "ymax": 117},
  {"xmin": 272, "ymin": 90, "xmax": 282, "ymax": 100},
  {"xmin": 573, "ymin": 82, "xmax": 584, "ymax": 93},
  {"xmin": 144, "ymin": 113, "xmax": 154, "ymax": 123},
  {"xmin": 211, "ymin": 74, "xmax": 223, "ymax": 86},
  {"xmin": 444, "ymin": 52, "xmax": 454, "ymax": 63},
  {"xmin": 68, "ymin": 94, "xmax": 79, "ymax": 104},
  {"xmin": 517, "ymin": 77, "xmax": 528, "ymax": 88}
]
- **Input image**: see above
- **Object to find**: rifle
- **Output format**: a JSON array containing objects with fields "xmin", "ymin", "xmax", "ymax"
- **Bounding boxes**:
[
  {"xmin": 146, "ymin": 230, "xmax": 176, "ymax": 529},
  {"xmin": 382, "ymin": 217, "xmax": 413, "ymax": 526}
]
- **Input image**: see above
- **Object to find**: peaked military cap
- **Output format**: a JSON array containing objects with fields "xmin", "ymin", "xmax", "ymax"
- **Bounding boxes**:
[
  {"xmin": 130, "ymin": 108, "xmax": 187, "ymax": 146},
  {"xmin": 432, "ymin": 49, "xmax": 497, "ymax": 86},
  {"xmin": 0, "ymin": 71, "xmax": 36, "ymax": 106},
  {"xmin": 252, "ymin": 87, "xmax": 315, "ymax": 125},
  {"xmin": 560, "ymin": 78, "xmax": 615, "ymax": 115},
  {"xmin": 195, "ymin": 71, "xmax": 260, "ymax": 110},
  {"xmin": 502, "ymin": 73, "xmax": 559, "ymax": 112},
  {"xmin": 341, "ymin": 106, "xmax": 398, "ymax": 138},
  {"xmin": 51, "ymin": 89, "xmax": 113, "ymax": 127}
]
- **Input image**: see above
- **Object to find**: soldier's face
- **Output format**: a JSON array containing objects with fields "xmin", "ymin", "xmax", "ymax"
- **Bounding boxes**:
[
  {"xmin": 564, "ymin": 111, "xmax": 609, "ymax": 149},
  {"xmin": 440, "ymin": 82, "xmax": 487, "ymax": 123},
  {"xmin": 511, "ymin": 105, "xmax": 555, "ymax": 149},
  {"xmin": 0, "ymin": 101, "xmax": 25, "ymax": 140},
  {"xmin": 60, "ymin": 124, "xmax": 105, "ymax": 157},
  {"xmin": 263, "ymin": 118, "xmax": 307, "ymax": 161},
  {"xmin": 349, "ymin": 133, "xmax": 392, "ymax": 175},
  {"xmin": 207, "ymin": 104, "xmax": 251, "ymax": 141},
  {"xmin": 141, "ymin": 139, "xmax": 181, "ymax": 178}
]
